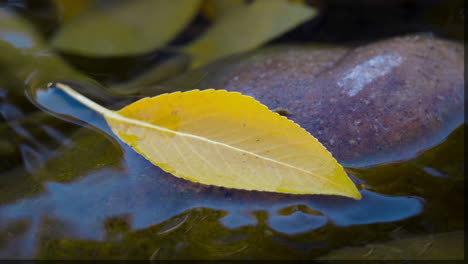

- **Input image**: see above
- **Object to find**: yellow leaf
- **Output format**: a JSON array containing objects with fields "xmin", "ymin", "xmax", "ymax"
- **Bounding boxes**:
[
  {"xmin": 51, "ymin": 0, "xmax": 201, "ymax": 56},
  {"xmin": 201, "ymin": 0, "xmax": 307, "ymax": 21},
  {"xmin": 52, "ymin": 0, "xmax": 91, "ymax": 23},
  {"xmin": 54, "ymin": 83, "xmax": 361, "ymax": 199},
  {"xmin": 201, "ymin": 0, "xmax": 246, "ymax": 20},
  {"xmin": 183, "ymin": 0, "xmax": 317, "ymax": 68}
]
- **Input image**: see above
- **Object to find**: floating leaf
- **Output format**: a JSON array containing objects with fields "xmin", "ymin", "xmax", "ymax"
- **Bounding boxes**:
[
  {"xmin": 54, "ymin": 83, "xmax": 361, "ymax": 199},
  {"xmin": 51, "ymin": 0, "xmax": 201, "ymax": 56},
  {"xmin": 183, "ymin": 0, "xmax": 317, "ymax": 67}
]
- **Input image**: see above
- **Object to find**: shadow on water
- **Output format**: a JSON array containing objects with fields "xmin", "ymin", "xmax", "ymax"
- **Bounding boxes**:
[{"xmin": 2, "ymin": 82, "xmax": 450, "ymax": 259}]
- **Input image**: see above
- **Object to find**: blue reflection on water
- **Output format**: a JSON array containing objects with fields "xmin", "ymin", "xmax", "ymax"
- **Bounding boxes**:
[
  {"xmin": 268, "ymin": 212, "xmax": 328, "ymax": 235},
  {"xmin": 220, "ymin": 211, "xmax": 257, "ymax": 229},
  {"xmin": 1, "ymin": 31, "xmax": 34, "ymax": 49},
  {"xmin": 0, "ymin": 154, "xmax": 424, "ymax": 237}
]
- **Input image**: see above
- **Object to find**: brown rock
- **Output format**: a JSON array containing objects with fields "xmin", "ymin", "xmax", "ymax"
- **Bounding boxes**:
[{"xmin": 167, "ymin": 35, "xmax": 464, "ymax": 167}]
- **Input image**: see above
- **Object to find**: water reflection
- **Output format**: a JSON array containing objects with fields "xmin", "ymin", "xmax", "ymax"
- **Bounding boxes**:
[
  {"xmin": 0, "ymin": 84, "xmax": 429, "ymax": 258},
  {"xmin": 0, "ymin": 31, "xmax": 34, "ymax": 49}
]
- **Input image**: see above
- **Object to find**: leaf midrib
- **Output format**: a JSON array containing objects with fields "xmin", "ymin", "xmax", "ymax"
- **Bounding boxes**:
[
  {"xmin": 105, "ymin": 111, "xmax": 349, "ymax": 193},
  {"xmin": 54, "ymin": 82, "xmax": 352, "ymax": 195}
]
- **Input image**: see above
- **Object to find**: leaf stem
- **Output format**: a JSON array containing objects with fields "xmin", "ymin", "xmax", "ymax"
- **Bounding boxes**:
[{"xmin": 52, "ymin": 82, "xmax": 114, "ymax": 116}]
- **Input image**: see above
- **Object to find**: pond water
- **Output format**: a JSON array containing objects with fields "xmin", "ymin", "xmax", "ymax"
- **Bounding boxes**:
[
  {"xmin": 0, "ymin": 79, "xmax": 463, "ymax": 259},
  {"xmin": 0, "ymin": 0, "xmax": 464, "ymax": 260}
]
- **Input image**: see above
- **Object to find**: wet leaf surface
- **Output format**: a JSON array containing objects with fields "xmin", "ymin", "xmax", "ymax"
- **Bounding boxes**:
[{"xmin": 56, "ymin": 84, "xmax": 361, "ymax": 198}]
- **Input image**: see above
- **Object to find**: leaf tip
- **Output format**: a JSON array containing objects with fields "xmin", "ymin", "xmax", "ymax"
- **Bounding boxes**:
[{"xmin": 349, "ymin": 189, "xmax": 362, "ymax": 200}]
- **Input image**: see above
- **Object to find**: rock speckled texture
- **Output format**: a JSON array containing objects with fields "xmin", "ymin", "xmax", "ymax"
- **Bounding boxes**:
[{"xmin": 168, "ymin": 35, "xmax": 464, "ymax": 167}]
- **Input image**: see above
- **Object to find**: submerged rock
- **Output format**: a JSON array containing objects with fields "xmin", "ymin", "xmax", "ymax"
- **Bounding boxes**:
[{"xmin": 167, "ymin": 35, "xmax": 464, "ymax": 167}]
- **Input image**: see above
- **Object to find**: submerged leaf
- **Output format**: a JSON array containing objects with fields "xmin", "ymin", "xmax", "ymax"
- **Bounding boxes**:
[
  {"xmin": 201, "ymin": 0, "xmax": 246, "ymax": 20},
  {"xmin": 51, "ymin": 0, "xmax": 201, "ymax": 56},
  {"xmin": 109, "ymin": 54, "xmax": 191, "ymax": 95},
  {"xmin": 183, "ymin": 0, "xmax": 317, "ymax": 67},
  {"xmin": 0, "ymin": 8, "xmax": 97, "ymax": 92},
  {"xmin": 54, "ymin": 83, "xmax": 361, "ymax": 199},
  {"xmin": 52, "ymin": 0, "xmax": 91, "ymax": 23}
]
